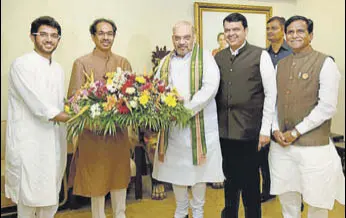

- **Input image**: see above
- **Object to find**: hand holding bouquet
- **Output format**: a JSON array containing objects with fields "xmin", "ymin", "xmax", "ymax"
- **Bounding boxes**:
[{"xmin": 64, "ymin": 68, "xmax": 192, "ymax": 142}]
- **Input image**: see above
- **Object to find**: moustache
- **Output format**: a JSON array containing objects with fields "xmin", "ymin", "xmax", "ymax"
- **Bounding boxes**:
[{"xmin": 177, "ymin": 45, "xmax": 187, "ymax": 49}]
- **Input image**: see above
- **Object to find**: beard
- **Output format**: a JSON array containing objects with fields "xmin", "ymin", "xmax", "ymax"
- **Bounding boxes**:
[{"xmin": 34, "ymin": 40, "xmax": 57, "ymax": 56}]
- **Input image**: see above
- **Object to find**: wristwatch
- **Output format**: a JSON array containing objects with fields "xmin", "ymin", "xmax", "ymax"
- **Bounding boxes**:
[{"xmin": 291, "ymin": 129, "xmax": 299, "ymax": 138}]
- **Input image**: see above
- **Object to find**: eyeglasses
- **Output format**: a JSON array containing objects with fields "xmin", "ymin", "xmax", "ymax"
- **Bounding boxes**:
[
  {"xmin": 286, "ymin": 29, "xmax": 308, "ymax": 37},
  {"xmin": 33, "ymin": 32, "xmax": 61, "ymax": 39},
  {"xmin": 96, "ymin": 31, "xmax": 114, "ymax": 38}
]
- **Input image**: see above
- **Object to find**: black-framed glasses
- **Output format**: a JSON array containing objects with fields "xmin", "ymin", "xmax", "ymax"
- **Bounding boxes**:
[
  {"xmin": 96, "ymin": 31, "xmax": 114, "ymax": 38},
  {"xmin": 33, "ymin": 32, "xmax": 61, "ymax": 40}
]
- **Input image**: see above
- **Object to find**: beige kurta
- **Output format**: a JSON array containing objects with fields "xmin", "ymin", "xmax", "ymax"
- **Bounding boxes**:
[{"xmin": 67, "ymin": 49, "xmax": 132, "ymax": 197}]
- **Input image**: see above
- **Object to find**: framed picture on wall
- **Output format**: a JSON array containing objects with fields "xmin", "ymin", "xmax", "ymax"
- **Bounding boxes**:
[{"xmin": 194, "ymin": 2, "xmax": 272, "ymax": 53}]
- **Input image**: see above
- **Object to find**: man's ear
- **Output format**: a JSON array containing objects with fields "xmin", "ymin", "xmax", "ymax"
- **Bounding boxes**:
[
  {"xmin": 309, "ymin": 32, "xmax": 314, "ymax": 42},
  {"xmin": 30, "ymin": 34, "xmax": 35, "ymax": 43},
  {"xmin": 91, "ymin": 34, "xmax": 96, "ymax": 43}
]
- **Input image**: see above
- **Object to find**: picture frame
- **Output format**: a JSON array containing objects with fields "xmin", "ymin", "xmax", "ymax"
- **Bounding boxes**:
[{"xmin": 194, "ymin": 2, "xmax": 272, "ymax": 53}]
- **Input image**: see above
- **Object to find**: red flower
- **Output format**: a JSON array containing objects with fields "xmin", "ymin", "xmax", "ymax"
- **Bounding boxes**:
[
  {"xmin": 121, "ymin": 80, "xmax": 134, "ymax": 94},
  {"xmin": 144, "ymin": 76, "xmax": 151, "ymax": 82},
  {"xmin": 140, "ymin": 83, "xmax": 152, "ymax": 91},
  {"xmin": 117, "ymin": 99, "xmax": 130, "ymax": 114},
  {"xmin": 128, "ymin": 74, "xmax": 136, "ymax": 82},
  {"xmin": 158, "ymin": 84, "xmax": 165, "ymax": 93},
  {"xmin": 95, "ymin": 85, "xmax": 108, "ymax": 99}
]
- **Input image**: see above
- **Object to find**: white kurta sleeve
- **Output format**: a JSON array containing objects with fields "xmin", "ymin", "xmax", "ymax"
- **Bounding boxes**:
[
  {"xmin": 272, "ymin": 106, "xmax": 280, "ymax": 132},
  {"xmin": 9, "ymin": 61, "xmax": 61, "ymax": 121},
  {"xmin": 259, "ymin": 50, "xmax": 277, "ymax": 136},
  {"xmin": 184, "ymin": 51, "xmax": 220, "ymax": 116},
  {"xmin": 295, "ymin": 57, "xmax": 341, "ymax": 135}
]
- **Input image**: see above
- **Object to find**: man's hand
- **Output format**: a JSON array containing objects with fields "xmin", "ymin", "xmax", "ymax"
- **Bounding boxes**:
[
  {"xmin": 50, "ymin": 112, "xmax": 71, "ymax": 123},
  {"xmin": 283, "ymin": 129, "xmax": 300, "ymax": 144},
  {"xmin": 273, "ymin": 130, "xmax": 290, "ymax": 147},
  {"xmin": 258, "ymin": 134, "xmax": 270, "ymax": 151}
]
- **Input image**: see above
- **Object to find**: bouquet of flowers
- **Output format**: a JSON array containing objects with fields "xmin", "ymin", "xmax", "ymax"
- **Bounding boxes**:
[{"xmin": 64, "ymin": 67, "xmax": 192, "ymax": 142}]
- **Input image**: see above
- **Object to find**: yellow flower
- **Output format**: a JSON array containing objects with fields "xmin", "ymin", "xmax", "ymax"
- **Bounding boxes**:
[
  {"xmin": 105, "ymin": 72, "xmax": 115, "ymax": 79},
  {"xmin": 103, "ymin": 95, "xmax": 117, "ymax": 111},
  {"xmin": 172, "ymin": 87, "xmax": 179, "ymax": 96},
  {"xmin": 139, "ymin": 94, "xmax": 150, "ymax": 106},
  {"xmin": 102, "ymin": 102, "xmax": 108, "ymax": 109},
  {"xmin": 107, "ymin": 78, "xmax": 113, "ymax": 85},
  {"xmin": 165, "ymin": 94, "xmax": 177, "ymax": 108},
  {"xmin": 136, "ymin": 76, "xmax": 146, "ymax": 84},
  {"xmin": 64, "ymin": 105, "xmax": 70, "ymax": 113}
]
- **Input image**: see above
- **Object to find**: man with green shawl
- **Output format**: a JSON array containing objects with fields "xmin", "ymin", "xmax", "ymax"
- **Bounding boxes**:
[{"xmin": 152, "ymin": 21, "xmax": 224, "ymax": 218}]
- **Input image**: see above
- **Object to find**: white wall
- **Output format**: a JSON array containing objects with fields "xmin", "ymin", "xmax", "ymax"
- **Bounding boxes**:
[
  {"xmin": 295, "ymin": 0, "xmax": 345, "ymax": 135},
  {"xmin": 2, "ymin": 0, "xmax": 344, "ymax": 135}
]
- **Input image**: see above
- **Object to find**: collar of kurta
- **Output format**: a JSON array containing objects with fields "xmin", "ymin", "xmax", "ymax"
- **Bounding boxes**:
[
  {"xmin": 157, "ymin": 44, "xmax": 207, "ymax": 166},
  {"xmin": 230, "ymin": 40, "xmax": 247, "ymax": 55},
  {"xmin": 172, "ymin": 50, "xmax": 193, "ymax": 60},
  {"xmin": 92, "ymin": 48, "xmax": 112, "ymax": 60},
  {"xmin": 228, "ymin": 41, "xmax": 249, "ymax": 58},
  {"xmin": 292, "ymin": 46, "xmax": 314, "ymax": 59},
  {"xmin": 32, "ymin": 50, "xmax": 52, "ymax": 65}
]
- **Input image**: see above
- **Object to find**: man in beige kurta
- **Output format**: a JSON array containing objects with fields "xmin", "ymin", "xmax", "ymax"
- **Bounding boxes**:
[{"xmin": 67, "ymin": 18, "xmax": 132, "ymax": 218}]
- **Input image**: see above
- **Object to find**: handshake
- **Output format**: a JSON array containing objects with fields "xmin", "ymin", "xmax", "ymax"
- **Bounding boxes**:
[{"xmin": 273, "ymin": 128, "xmax": 301, "ymax": 147}]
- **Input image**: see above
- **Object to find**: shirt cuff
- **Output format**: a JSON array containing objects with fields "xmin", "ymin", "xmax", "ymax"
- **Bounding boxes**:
[
  {"xmin": 46, "ymin": 108, "xmax": 61, "ymax": 121},
  {"xmin": 260, "ymin": 124, "xmax": 271, "ymax": 136},
  {"xmin": 295, "ymin": 122, "xmax": 309, "ymax": 135}
]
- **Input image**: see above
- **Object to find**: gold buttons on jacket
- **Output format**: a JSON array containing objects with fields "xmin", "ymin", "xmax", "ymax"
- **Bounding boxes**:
[{"xmin": 302, "ymin": 73, "xmax": 309, "ymax": 79}]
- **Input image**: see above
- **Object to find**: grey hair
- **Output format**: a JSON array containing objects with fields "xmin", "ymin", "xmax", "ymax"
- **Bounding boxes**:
[{"xmin": 172, "ymin": 21, "xmax": 195, "ymax": 35}]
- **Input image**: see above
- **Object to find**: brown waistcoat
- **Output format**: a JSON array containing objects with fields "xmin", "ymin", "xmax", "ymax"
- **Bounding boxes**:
[
  {"xmin": 215, "ymin": 43, "xmax": 264, "ymax": 140},
  {"xmin": 277, "ymin": 49, "xmax": 331, "ymax": 146}
]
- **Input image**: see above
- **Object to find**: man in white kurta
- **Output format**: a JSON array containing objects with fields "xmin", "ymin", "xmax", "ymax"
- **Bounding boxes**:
[
  {"xmin": 152, "ymin": 21, "xmax": 224, "ymax": 218},
  {"xmin": 270, "ymin": 16, "xmax": 345, "ymax": 218},
  {"xmin": 5, "ymin": 16, "xmax": 69, "ymax": 218}
]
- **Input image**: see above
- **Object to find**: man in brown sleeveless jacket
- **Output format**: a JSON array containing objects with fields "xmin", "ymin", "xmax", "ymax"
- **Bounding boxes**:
[{"xmin": 270, "ymin": 15, "xmax": 345, "ymax": 218}]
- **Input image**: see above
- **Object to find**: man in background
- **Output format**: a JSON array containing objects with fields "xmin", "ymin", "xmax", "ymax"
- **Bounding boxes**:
[{"xmin": 260, "ymin": 16, "xmax": 292, "ymax": 203}]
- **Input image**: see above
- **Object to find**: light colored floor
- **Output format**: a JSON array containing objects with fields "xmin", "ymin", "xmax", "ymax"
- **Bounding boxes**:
[{"xmin": 55, "ymin": 185, "xmax": 345, "ymax": 218}]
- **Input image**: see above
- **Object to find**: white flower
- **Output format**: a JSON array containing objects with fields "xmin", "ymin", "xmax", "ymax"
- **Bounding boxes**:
[
  {"xmin": 160, "ymin": 95, "xmax": 166, "ymax": 103},
  {"xmin": 107, "ymin": 84, "xmax": 116, "ymax": 93},
  {"xmin": 129, "ymin": 100, "xmax": 138, "ymax": 108},
  {"xmin": 126, "ymin": 87, "xmax": 136, "ymax": 95},
  {"xmin": 116, "ymin": 67, "xmax": 122, "ymax": 74},
  {"xmin": 90, "ymin": 103, "xmax": 101, "ymax": 118}
]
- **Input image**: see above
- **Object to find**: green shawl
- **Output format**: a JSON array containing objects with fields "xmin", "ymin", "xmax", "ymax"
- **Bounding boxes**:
[{"xmin": 157, "ymin": 44, "xmax": 207, "ymax": 165}]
